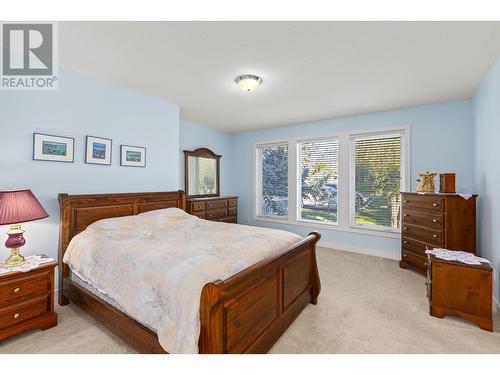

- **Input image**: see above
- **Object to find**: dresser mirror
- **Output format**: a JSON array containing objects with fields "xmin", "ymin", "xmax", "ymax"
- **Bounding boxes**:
[{"xmin": 184, "ymin": 148, "xmax": 221, "ymax": 197}]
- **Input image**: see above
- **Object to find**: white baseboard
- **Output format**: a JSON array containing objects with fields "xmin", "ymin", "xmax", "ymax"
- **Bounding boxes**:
[{"xmin": 318, "ymin": 240, "xmax": 399, "ymax": 261}]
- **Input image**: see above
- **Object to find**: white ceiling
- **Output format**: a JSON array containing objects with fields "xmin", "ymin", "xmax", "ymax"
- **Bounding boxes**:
[{"xmin": 59, "ymin": 22, "xmax": 500, "ymax": 133}]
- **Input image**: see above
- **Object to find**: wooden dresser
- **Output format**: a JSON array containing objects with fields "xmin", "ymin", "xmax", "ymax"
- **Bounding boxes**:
[
  {"xmin": 186, "ymin": 196, "xmax": 238, "ymax": 223},
  {"xmin": 427, "ymin": 254, "xmax": 493, "ymax": 331},
  {"xmin": 0, "ymin": 259, "xmax": 57, "ymax": 341},
  {"xmin": 400, "ymin": 192, "xmax": 477, "ymax": 275}
]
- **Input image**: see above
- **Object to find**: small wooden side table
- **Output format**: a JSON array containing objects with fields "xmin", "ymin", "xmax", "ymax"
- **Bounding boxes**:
[
  {"xmin": 0, "ymin": 258, "xmax": 58, "ymax": 341},
  {"xmin": 427, "ymin": 254, "xmax": 493, "ymax": 331}
]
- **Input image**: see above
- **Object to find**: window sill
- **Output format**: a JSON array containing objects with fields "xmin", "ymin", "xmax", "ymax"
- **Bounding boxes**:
[
  {"xmin": 251, "ymin": 216, "xmax": 401, "ymax": 239},
  {"xmin": 254, "ymin": 215, "xmax": 288, "ymax": 221}
]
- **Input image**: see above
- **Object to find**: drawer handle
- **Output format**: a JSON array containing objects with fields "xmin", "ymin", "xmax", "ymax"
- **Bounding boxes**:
[
  {"xmin": 403, "ymin": 227, "xmax": 408, "ymax": 230},
  {"xmin": 432, "ymin": 219, "xmax": 438, "ymax": 223},
  {"xmin": 403, "ymin": 213, "xmax": 408, "ymax": 217},
  {"xmin": 432, "ymin": 203, "xmax": 438, "ymax": 207},
  {"xmin": 14, "ymin": 313, "xmax": 20, "ymax": 319},
  {"xmin": 403, "ymin": 240, "xmax": 408, "ymax": 244},
  {"xmin": 424, "ymin": 262, "xmax": 427, "ymax": 266},
  {"xmin": 403, "ymin": 253, "xmax": 407, "ymax": 257},
  {"xmin": 13, "ymin": 287, "xmax": 20, "ymax": 293},
  {"xmin": 403, "ymin": 200, "xmax": 408, "ymax": 203},
  {"xmin": 433, "ymin": 234, "xmax": 438, "ymax": 238}
]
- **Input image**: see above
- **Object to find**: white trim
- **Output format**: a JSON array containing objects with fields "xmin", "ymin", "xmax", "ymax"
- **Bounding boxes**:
[
  {"xmin": 318, "ymin": 240, "xmax": 400, "ymax": 260},
  {"xmin": 251, "ymin": 216, "xmax": 401, "ymax": 239},
  {"xmin": 494, "ymin": 297, "xmax": 499, "ymax": 314},
  {"xmin": 252, "ymin": 145, "xmax": 257, "ymax": 219},
  {"xmin": 252, "ymin": 124, "xmax": 411, "ymax": 239},
  {"xmin": 254, "ymin": 214, "xmax": 288, "ymax": 221},
  {"xmin": 253, "ymin": 124, "xmax": 411, "ymax": 147},
  {"xmin": 297, "ymin": 218, "xmax": 338, "ymax": 226},
  {"xmin": 288, "ymin": 138, "xmax": 298, "ymax": 224}
]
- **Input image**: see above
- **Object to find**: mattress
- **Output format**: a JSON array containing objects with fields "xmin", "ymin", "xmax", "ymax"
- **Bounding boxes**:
[{"xmin": 69, "ymin": 270, "xmax": 157, "ymax": 332}]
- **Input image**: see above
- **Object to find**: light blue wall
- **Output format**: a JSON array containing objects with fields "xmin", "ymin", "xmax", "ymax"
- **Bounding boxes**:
[
  {"xmin": 473, "ymin": 57, "xmax": 500, "ymax": 304},
  {"xmin": 0, "ymin": 65, "xmax": 484, "ymax": 292},
  {"xmin": 0, "ymin": 68, "xmax": 180, "ymax": 266},
  {"xmin": 231, "ymin": 99, "xmax": 475, "ymax": 259},
  {"xmin": 179, "ymin": 120, "xmax": 235, "ymax": 195}
]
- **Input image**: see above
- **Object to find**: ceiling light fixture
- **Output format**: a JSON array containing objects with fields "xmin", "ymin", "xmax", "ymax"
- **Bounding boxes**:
[{"xmin": 235, "ymin": 74, "xmax": 262, "ymax": 92}]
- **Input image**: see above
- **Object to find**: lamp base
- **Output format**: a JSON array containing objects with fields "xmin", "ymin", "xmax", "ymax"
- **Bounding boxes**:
[
  {"xmin": 3, "ymin": 224, "xmax": 26, "ymax": 268},
  {"xmin": 3, "ymin": 248, "xmax": 25, "ymax": 267}
]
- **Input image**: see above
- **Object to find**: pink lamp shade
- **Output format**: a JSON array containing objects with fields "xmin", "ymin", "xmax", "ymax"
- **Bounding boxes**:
[{"xmin": 0, "ymin": 189, "xmax": 49, "ymax": 225}]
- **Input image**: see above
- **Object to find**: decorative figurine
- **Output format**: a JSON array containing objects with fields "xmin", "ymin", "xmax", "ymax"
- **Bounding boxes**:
[{"xmin": 417, "ymin": 171, "xmax": 437, "ymax": 193}]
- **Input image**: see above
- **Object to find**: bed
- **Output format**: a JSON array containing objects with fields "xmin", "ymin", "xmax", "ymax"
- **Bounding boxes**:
[{"xmin": 58, "ymin": 191, "xmax": 321, "ymax": 354}]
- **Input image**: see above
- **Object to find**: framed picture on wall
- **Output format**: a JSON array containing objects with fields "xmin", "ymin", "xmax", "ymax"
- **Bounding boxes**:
[
  {"xmin": 120, "ymin": 145, "xmax": 146, "ymax": 167},
  {"xmin": 85, "ymin": 135, "xmax": 112, "ymax": 165},
  {"xmin": 33, "ymin": 133, "xmax": 75, "ymax": 163}
]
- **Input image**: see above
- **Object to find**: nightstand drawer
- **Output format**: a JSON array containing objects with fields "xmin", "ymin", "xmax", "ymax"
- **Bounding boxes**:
[
  {"xmin": 206, "ymin": 200, "xmax": 228, "ymax": 209},
  {"xmin": 192, "ymin": 202, "xmax": 206, "ymax": 211},
  {"xmin": 192, "ymin": 211, "xmax": 205, "ymax": 219},
  {"xmin": 219, "ymin": 216, "xmax": 237, "ymax": 223},
  {"xmin": 0, "ymin": 295, "xmax": 48, "ymax": 329},
  {"xmin": 0, "ymin": 270, "xmax": 50, "ymax": 304},
  {"xmin": 228, "ymin": 198, "xmax": 237, "ymax": 207},
  {"xmin": 402, "ymin": 195, "xmax": 444, "ymax": 212},
  {"xmin": 402, "ymin": 224, "xmax": 443, "ymax": 247},
  {"xmin": 402, "ymin": 251, "xmax": 428, "ymax": 272},
  {"xmin": 402, "ymin": 209, "xmax": 443, "ymax": 230},
  {"xmin": 402, "ymin": 237, "xmax": 428, "ymax": 257},
  {"xmin": 206, "ymin": 208, "xmax": 228, "ymax": 219}
]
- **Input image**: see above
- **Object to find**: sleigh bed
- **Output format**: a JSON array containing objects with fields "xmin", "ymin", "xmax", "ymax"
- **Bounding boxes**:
[{"xmin": 58, "ymin": 191, "xmax": 321, "ymax": 354}]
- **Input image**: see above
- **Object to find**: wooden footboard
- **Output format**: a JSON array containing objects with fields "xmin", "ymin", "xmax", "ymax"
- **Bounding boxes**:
[{"xmin": 198, "ymin": 231, "xmax": 321, "ymax": 354}]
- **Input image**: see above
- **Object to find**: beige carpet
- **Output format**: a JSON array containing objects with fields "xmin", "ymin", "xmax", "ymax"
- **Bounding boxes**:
[{"xmin": 1, "ymin": 247, "xmax": 500, "ymax": 354}]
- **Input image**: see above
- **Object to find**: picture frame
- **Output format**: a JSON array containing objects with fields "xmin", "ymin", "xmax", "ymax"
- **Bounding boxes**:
[
  {"xmin": 85, "ymin": 135, "xmax": 112, "ymax": 165},
  {"xmin": 120, "ymin": 145, "xmax": 146, "ymax": 167},
  {"xmin": 33, "ymin": 133, "xmax": 75, "ymax": 163}
]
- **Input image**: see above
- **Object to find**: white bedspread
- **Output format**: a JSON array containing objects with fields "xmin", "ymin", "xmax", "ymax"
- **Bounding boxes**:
[{"xmin": 63, "ymin": 208, "xmax": 302, "ymax": 353}]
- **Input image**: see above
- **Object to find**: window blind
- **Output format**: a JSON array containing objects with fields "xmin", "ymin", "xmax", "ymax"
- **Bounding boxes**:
[
  {"xmin": 257, "ymin": 143, "xmax": 288, "ymax": 217},
  {"xmin": 299, "ymin": 139, "xmax": 339, "ymax": 223},
  {"xmin": 354, "ymin": 135, "xmax": 402, "ymax": 229}
]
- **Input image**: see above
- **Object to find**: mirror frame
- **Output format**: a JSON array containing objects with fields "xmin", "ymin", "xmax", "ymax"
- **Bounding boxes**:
[{"xmin": 183, "ymin": 148, "xmax": 221, "ymax": 198}]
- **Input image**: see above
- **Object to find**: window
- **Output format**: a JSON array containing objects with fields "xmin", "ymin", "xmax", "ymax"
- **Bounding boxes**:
[
  {"xmin": 352, "ymin": 133, "xmax": 403, "ymax": 230},
  {"xmin": 253, "ymin": 126, "xmax": 409, "ymax": 236},
  {"xmin": 256, "ymin": 142, "xmax": 288, "ymax": 218},
  {"xmin": 298, "ymin": 139, "xmax": 339, "ymax": 224}
]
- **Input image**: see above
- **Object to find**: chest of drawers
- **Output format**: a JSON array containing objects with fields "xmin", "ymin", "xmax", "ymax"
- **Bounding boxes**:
[
  {"xmin": 0, "ymin": 259, "xmax": 57, "ymax": 341},
  {"xmin": 399, "ymin": 192, "xmax": 477, "ymax": 275},
  {"xmin": 186, "ymin": 196, "xmax": 238, "ymax": 223}
]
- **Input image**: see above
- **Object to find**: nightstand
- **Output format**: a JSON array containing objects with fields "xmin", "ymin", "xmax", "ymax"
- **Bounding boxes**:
[
  {"xmin": 427, "ymin": 254, "xmax": 493, "ymax": 331},
  {"xmin": 0, "ymin": 258, "xmax": 58, "ymax": 341}
]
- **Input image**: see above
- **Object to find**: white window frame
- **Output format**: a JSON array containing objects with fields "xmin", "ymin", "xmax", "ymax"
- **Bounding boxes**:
[
  {"xmin": 296, "ymin": 136, "xmax": 340, "ymax": 226},
  {"xmin": 254, "ymin": 141, "xmax": 290, "ymax": 220},
  {"xmin": 349, "ymin": 130, "xmax": 409, "ymax": 233},
  {"xmin": 252, "ymin": 124, "xmax": 410, "ymax": 238}
]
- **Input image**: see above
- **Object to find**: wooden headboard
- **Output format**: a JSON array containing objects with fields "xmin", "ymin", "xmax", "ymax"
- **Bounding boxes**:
[{"xmin": 58, "ymin": 191, "xmax": 185, "ymax": 295}]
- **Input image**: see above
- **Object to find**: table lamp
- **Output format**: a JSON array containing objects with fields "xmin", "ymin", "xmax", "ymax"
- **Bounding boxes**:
[{"xmin": 0, "ymin": 189, "xmax": 49, "ymax": 267}]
